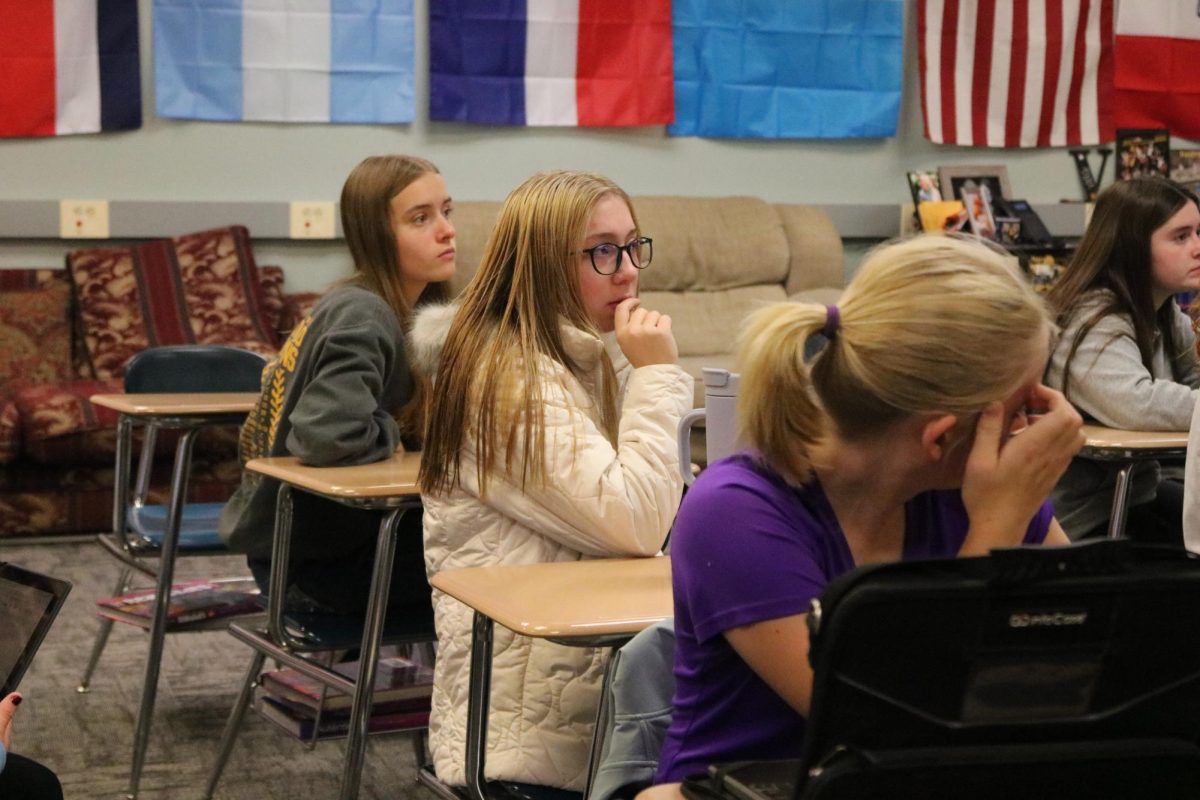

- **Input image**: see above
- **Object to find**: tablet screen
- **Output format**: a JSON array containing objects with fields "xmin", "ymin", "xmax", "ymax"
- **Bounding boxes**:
[{"xmin": 0, "ymin": 564, "xmax": 72, "ymax": 695}]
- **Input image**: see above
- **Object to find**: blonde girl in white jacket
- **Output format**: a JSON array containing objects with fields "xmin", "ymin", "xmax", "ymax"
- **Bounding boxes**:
[{"xmin": 416, "ymin": 171, "xmax": 694, "ymax": 796}]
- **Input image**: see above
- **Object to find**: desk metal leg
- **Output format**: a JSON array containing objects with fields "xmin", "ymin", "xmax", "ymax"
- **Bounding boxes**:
[
  {"xmin": 339, "ymin": 506, "xmax": 405, "ymax": 800},
  {"xmin": 126, "ymin": 427, "xmax": 198, "ymax": 799},
  {"xmin": 1107, "ymin": 463, "xmax": 1134, "ymax": 540},
  {"xmin": 465, "ymin": 611, "xmax": 495, "ymax": 800},
  {"xmin": 203, "ymin": 650, "xmax": 267, "ymax": 800},
  {"xmin": 584, "ymin": 648, "xmax": 620, "ymax": 799}
]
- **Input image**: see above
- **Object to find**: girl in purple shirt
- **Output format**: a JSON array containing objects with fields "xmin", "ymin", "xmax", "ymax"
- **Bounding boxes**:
[{"xmin": 656, "ymin": 235, "xmax": 1085, "ymax": 783}]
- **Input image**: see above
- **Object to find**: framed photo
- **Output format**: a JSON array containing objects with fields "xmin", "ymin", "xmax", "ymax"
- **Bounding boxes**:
[
  {"xmin": 906, "ymin": 170, "xmax": 943, "ymax": 207},
  {"xmin": 937, "ymin": 165, "xmax": 1013, "ymax": 204},
  {"xmin": 1171, "ymin": 148, "xmax": 1200, "ymax": 194},
  {"xmin": 1116, "ymin": 128, "xmax": 1170, "ymax": 180},
  {"xmin": 960, "ymin": 183, "xmax": 998, "ymax": 241}
]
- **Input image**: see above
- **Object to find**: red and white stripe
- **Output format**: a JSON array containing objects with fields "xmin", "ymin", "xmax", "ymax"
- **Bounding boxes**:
[
  {"xmin": 918, "ymin": 0, "xmax": 1113, "ymax": 148},
  {"xmin": 1114, "ymin": 0, "xmax": 1200, "ymax": 138}
]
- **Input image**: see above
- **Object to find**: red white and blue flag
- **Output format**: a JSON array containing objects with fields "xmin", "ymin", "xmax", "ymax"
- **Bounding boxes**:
[
  {"xmin": 1114, "ymin": 0, "xmax": 1200, "ymax": 139},
  {"xmin": 0, "ymin": 0, "xmax": 141, "ymax": 138},
  {"xmin": 918, "ymin": 0, "xmax": 1114, "ymax": 147},
  {"xmin": 429, "ymin": 0, "xmax": 673, "ymax": 127}
]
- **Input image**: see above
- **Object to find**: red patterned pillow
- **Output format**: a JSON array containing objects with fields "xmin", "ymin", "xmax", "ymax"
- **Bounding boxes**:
[
  {"xmin": 14, "ymin": 379, "xmax": 122, "ymax": 465},
  {"xmin": 68, "ymin": 226, "xmax": 280, "ymax": 380},
  {"xmin": 0, "ymin": 282, "xmax": 73, "ymax": 387}
]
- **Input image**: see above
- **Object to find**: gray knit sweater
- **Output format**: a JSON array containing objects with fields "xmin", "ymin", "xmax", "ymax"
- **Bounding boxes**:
[
  {"xmin": 218, "ymin": 285, "xmax": 413, "ymax": 560},
  {"xmin": 1044, "ymin": 289, "xmax": 1200, "ymax": 538}
]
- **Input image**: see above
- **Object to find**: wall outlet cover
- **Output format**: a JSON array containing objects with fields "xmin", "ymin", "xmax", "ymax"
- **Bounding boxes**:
[
  {"xmin": 289, "ymin": 201, "xmax": 337, "ymax": 239},
  {"xmin": 59, "ymin": 200, "xmax": 110, "ymax": 238}
]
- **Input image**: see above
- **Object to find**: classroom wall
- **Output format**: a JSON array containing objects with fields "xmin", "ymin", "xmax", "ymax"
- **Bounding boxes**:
[{"xmin": 0, "ymin": 0, "xmax": 1189, "ymax": 291}]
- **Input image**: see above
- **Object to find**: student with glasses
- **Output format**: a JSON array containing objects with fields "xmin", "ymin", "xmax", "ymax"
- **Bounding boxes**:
[{"xmin": 414, "ymin": 170, "xmax": 693, "ymax": 799}]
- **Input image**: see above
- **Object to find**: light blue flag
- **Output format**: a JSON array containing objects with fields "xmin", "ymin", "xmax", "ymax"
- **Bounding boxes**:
[
  {"xmin": 155, "ymin": 0, "xmax": 414, "ymax": 124},
  {"xmin": 670, "ymin": 0, "xmax": 903, "ymax": 139}
]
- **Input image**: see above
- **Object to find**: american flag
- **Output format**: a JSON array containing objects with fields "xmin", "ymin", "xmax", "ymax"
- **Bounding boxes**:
[{"xmin": 918, "ymin": 0, "xmax": 1114, "ymax": 148}]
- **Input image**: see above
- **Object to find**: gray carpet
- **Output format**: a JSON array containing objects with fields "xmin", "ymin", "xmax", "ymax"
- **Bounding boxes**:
[{"xmin": 2, "ymin": 539, "xmax": 440, "ymax": 800}]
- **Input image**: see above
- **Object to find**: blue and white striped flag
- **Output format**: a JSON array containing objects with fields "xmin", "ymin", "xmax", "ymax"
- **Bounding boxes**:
[{"xmin": 154, "ymin": 0, "xmax": 414, "ymax": 124}]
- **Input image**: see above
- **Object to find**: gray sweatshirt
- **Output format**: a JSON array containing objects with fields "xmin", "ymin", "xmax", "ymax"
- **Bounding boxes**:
[
  {"xmin": 218, "ymin": 285, "xmax": 413, "ymax": 560},
  {"xmin": 1044, "ymin": 289, "xmax": 1200, "ymax": 538}
]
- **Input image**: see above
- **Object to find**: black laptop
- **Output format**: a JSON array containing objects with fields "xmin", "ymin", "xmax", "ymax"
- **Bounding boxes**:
[
  {"xmin": 687, "ymin": 541, "xmax": 1200, "ymax": 800},
  {"xmin": 0, "ymin": 563, "xmax": 72, "ymax": 696}
]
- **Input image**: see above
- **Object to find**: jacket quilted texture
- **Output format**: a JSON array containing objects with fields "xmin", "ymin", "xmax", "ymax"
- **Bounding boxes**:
[{"xmin": 413, "ymin": 304, "xmax": 693, "ymax": 790}]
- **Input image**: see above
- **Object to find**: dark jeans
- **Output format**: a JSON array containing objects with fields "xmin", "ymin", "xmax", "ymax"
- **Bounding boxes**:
[
  {"xmin": 1079, "ymin": 478, "xmax": 1184, "ymax": 548},
  {"xmin": 248, "ymin": 490, "xmax": 432, "ymax": 620},
  {"xmin": 0, "ymin": 752, "xmax": 63, "ymax": 800}
]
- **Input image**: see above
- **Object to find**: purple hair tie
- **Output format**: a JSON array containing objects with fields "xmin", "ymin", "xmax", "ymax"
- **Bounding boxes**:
[{"xmin": 822, "ymin": 305, "xmax": 840, "ymax": 339}]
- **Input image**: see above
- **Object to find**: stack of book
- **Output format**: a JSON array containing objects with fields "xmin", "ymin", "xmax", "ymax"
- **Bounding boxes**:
[
  {"xmin": 96, "ymin": 577, "xmax": 263, "ymax": 631},
  {"xmin": 253, "ymin": 655, "xmax": 433, "ymax": 740}
]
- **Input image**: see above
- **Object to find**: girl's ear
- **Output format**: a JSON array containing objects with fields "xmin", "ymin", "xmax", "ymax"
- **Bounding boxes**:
[{"xmin": 919, "ymin": 413, "xmax": 959, "ymax": 462}]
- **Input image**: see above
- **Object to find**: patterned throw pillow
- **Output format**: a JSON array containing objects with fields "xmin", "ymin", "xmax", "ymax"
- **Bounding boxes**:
[
  {"xmin": 0, "ymin": 283, "xmax": 73, "ymax": 387},
  {"xmin": 68, "ymin": 226, "xmax": 280, "ymax": 380}
]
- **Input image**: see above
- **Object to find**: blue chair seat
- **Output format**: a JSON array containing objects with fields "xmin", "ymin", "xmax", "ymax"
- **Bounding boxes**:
[{"xmin": 128, "ymin": 503, "xmax": 227, "ymax": 550}]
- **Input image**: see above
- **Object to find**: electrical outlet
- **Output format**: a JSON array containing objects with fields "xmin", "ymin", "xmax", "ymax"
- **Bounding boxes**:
[
  {"xmin": 59, "ymin": 200, "xmax": 110, "ymax": 238},
  {"xmin": 289, "ymin": 201, "xmax": 336, "ymax": 239}
]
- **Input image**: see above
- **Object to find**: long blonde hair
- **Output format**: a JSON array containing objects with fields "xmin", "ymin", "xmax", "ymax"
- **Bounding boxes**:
[
  {"xmin": 338, "ymin": 154, "xmax": 448, "ymax": 442},
  {"xmin": 421, "ymin": 170, "xmax": 639, "ymax": 496},
  {"xmin": 739, "ymin": 235, "xmax": 1051, "ymax": 484}
]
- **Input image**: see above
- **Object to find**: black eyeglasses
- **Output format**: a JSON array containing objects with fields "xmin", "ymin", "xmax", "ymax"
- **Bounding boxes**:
[{"xmin": 580, "ymin": 237, "xmax": 653, "ymax": 275}]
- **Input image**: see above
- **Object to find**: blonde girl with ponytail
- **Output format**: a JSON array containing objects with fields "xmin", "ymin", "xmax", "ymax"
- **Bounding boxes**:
[
  {"xmin": 656, "ymin": 235, "xmax": 1085, "ymax": 783},
  {"xmin": 414, "ymin": 170, "xmax": 694, "ymax": 794}
]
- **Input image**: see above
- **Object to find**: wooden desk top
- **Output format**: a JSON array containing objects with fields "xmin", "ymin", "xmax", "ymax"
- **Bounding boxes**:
[
  {"xmin": 90, "ymin": 392, "xmax": 259, "ymax": 416},
  {"xmin": 430, "ymin": 557, "xmax": 672, "ymax": 639},
  {"xmin": 244, "ymin": 451, "xmax": 421, "ymax": 499},
  {"xmin": 1080, "ymin": 423, "xmax": 1188, "ymax": 452}
]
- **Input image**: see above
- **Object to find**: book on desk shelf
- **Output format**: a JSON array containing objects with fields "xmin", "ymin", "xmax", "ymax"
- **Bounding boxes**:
[
  {"xmin": 252, "ymin": 686, "xmax": 430, "ymax": 740},
  {"xmin": 96, "ymin": 577, "xmax": 262, "ymax": 630},
  {"xmin": 258, "ymin": 654, "xmax": 433, "ymax": 714}
]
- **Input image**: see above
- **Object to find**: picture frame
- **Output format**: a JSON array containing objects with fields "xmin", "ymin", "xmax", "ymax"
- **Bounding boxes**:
[
  {"xmin": 960, "ymin": 183, "xmax": 998, "ymax": 241},
  {"xmin": 1116, "ymin": 128, "xmax": 1170, "ymax": 180},
  {"xmin": 937, "ymin": 165, "xmax": 1012, "ymax": 204},
  {"xmin": 906, "ymin": 169, "xmax": 943, "ymax": 207},
  {"xmin": 1171, "ymin": 148, "xmax": 1200, "ymax": 194}
]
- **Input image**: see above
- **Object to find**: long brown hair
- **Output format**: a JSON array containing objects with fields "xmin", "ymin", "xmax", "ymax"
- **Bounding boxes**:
[
  {"xmin": 338, "ymin": 154, "xmax": 449, "ymax": 442},
  {"xmin": 421, "ymin": 170, "xmax": 637, "ymax": 496},
  {"xmin": 739, "ymin": 236, "xmax": 1050, "ymax": 485},
  {"xmin": 1046, "ymin": 177, "xmax": 1199, "ymax": 400}
]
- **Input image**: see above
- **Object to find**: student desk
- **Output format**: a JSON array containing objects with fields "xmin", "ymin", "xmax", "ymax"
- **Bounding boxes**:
[
  {"xmin": 1078, "ymin": 424, "xmax": 1188, "ymax": 540},
  {"xmin": 90, "ymin": 391, "xmax": 257, "ymax": 798},
  {"xmin": 224, "ymin": 451, "xmax": 423, "ymax": 800},
  {"xmin": 427, "ymin": 557, "xmax": 673, "ymax": 800}
]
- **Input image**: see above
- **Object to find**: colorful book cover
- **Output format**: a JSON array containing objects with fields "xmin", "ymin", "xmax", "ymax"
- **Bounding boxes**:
[
  {"xmin": 259, "ymin": 655, "xmax": 433, "ymax": 713},
  {"xmin": 253, "ymin": 688, "xmax": 429, "ymax": 740},
  {"xmin": 96, "ymin": 577, "xmax": 261, "ymax": 630}
]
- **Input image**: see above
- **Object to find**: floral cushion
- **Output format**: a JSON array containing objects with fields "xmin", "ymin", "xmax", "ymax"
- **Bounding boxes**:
[
  {"xmin": 13, "ymin": 380, "xmax": 122, "ymax": 465},
  {"xmin": 68, "ymin": 226, "xmax": 280, "ymax": 380},
  {"xmin": 0, "ymin": 282, "xmax": 73, "ymax": 387}
]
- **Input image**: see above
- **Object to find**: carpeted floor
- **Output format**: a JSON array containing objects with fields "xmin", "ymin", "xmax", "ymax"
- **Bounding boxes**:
[{"xmin": 2, "ymin": 539, "xmax": 439, "ymax": 800}]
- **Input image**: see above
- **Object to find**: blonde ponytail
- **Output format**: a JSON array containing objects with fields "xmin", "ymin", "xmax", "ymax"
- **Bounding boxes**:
[{"xmin": 737, "ymin": 303, "xmax": 830, "ymax": 485}]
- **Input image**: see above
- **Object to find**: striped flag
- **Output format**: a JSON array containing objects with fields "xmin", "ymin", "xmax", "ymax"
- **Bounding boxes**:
[
  {"xmin": 1114, "ymin": 1, "xmax": 1200, "ymax": 139},
  {"xmin": 429, "ymin": 0, "xmax": 673, "ymax": 127},
  {"xmin": 154, "ymin": 0, "xmax": 414, "ymax": 124},
  {"xmin": 917, "ymin": 0, "xmax": 1114, "ymax": 148},
  {"xmin": 0, "ymin": 0, "xmax": 141, "ymax": 138},
  {"xmin": 669, "ymin": 0, "xmax": 903, "ymax": 139}
]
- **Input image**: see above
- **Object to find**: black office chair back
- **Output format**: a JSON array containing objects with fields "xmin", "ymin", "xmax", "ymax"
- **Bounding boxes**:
[{"xmin": 124, "ymin": 345, "xmax": 268, "ymax": 394}]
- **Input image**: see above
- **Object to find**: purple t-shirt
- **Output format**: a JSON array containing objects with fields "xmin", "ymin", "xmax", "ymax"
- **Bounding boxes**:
[{"xmin": 654, "ymin": 453, "xmax": 1053, "ymax": 783}]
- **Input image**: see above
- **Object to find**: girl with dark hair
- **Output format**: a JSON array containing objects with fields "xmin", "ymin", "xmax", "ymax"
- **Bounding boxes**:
[
  {"xmin": 1045, "ymin": 177, "xmax": 1200, "ymax": 544},
  {"xmin": 219, "ymin": 154, "xmax": 455, "ymax": 615}
]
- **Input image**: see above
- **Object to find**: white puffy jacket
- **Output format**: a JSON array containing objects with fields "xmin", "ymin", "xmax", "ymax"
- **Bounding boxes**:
[{"xmin": 413, "ymin": 306, "xmax": 693, "ymax": 790}]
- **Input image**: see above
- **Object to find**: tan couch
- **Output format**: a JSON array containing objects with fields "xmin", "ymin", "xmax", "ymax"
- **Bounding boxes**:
[{"xmin": 449, "ymin": 196, "xmax": 845, "ymax": 405}]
